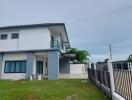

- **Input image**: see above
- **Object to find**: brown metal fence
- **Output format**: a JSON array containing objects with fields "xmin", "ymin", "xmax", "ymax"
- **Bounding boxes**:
[
  {"xmin": 88, "ymin": 62, "xmax": 112, "ymax": 98},
  {"xmin": 88, "ymin": 60, "xmax": 132, "ymax": 100},
  {"xmin": 112, "ymin": 61, "xmax": 132, "ymax": 100}
]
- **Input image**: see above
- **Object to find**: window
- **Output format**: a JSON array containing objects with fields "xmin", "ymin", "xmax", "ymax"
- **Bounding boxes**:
[
  {"xmin": 4, "ymin": 61, "xmax": 26, "ymax": 73},
  {"xmin": 10, "ymin": 62, "xmax": 15, "ymax": 72},
  {"xmin": 0, "ymin": 34, "xmax": 7, "ymax": 40},
  {"xmin": 21, "ymin": 61, "xmax": 26, "ymax": 72},
  {"xmin": 11, "ymin": 33, "xmax": 19, "ymax": 39},
  {"xmin": 16, "ymin": 62, "xmax": 21, "ymax": 72}
]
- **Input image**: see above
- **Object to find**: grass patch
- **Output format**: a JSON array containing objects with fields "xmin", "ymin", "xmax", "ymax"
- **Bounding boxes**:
[{"xmin": 0, "ymin": 79, "xmax": 109, "ymax": 100}]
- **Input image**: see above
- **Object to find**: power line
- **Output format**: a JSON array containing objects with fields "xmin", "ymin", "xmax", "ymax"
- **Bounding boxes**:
[{"xmin": 71, "ymin": 5, "xmax": 132, "ymax": 24}]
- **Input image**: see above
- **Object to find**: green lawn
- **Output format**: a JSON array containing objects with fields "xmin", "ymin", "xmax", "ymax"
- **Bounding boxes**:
[{"xmin": 0, "ymin": 79, "xmax": 109, "ymax": 100}]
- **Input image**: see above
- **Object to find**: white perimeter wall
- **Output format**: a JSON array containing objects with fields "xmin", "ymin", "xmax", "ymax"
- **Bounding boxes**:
[
  {"xmin": 113, "ymin": 92, "xmax": 126, "ymax": 100},
  {"xmin": 70, "ymin": 64, "xmax": 87, "ymax": 75},
  {"xmin": 1, "ymin": 52, "xmax": 27, "ymax": 80},
  {"xmin": 59, "ymin": 64, "xmax": 88, "ymax": 79},
  {"xmin": 0, "ymin": 27, "xmax": 51, "ymax": 52}
]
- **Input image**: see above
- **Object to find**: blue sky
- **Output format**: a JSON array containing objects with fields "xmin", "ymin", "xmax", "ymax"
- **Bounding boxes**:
[{"xmin": 0, "ymin": 0, "xmax": 132, "ymax": 62}]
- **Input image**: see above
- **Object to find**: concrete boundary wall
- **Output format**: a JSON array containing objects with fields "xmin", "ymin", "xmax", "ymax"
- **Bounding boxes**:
[
  {"xmin": 113, "ymin": 93, "xmax": 126, "ymax": 100},
  {"xmin": 59, "ymin": 74, "xmax": 88, "ymax": 79},
  {"xmin": 70, "ymin": 64, "xmax": 87, "ymax": 75},
  {"xmin": 59, "ymin": 64, "xmax": 88, "ymax": 79}
]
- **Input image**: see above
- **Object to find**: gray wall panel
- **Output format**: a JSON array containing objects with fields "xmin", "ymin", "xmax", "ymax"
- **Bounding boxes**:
[
  {"xmin": 48, "ymin": 51, "xmax": 59, "ymax": 80},
  {"xmin": 0, "ymin": 54, "xmax": 3, "ymax": 79},
  {"xmin": 26, "ymin": 52, "xmax": 34, "ymax": 79}
]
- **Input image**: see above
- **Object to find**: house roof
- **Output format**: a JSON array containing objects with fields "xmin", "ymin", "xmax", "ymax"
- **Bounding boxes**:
[
  {"xmin": 0, "ymin": 23, "xmax": 64, "ymax": 29},
  {"xmin": 0, "ymin": 23, "xmax": 70, "ymax": 48}
]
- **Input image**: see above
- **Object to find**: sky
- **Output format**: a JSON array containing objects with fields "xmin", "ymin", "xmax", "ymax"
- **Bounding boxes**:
[{"xmin": 0, "ymin": 0, "xmax": 132, "ymax": 62}]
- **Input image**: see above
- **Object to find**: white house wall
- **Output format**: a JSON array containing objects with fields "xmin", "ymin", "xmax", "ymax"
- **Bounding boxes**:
[
  {"xmin": 19, "ymin": 27, "xmax": 51, "ymax": 50},
  {"xmin": 1, "ymin": 52, "xmax": 27, "ymax": 80},
  {"xmin": 0, "ymin": 27, "xmax": 51, "ymax": 52},
  {"xmin": 0, "ymin": 31, "xmax": 19, "ymax": 51},
  {"xmin": 70, "ymin": 64, "xmax": 87, "ymax": 75}
]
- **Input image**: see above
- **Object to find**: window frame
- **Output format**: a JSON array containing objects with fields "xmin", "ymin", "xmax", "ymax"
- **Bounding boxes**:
[
  {"xmin": 11, "ymin": 33, "xmax": 19, "ymax": 39},
  {"xmin": 0, "ymin": 34, "xmax": 8, "ymax": 40},
  {"xmin": 4, "ymin": 60, "xmax": 26, "ymax": 73}
]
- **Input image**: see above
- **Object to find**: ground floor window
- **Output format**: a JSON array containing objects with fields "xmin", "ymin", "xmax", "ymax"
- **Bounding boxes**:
[{"xmin": 4, "ymin": 61, "xmax": 26, "ymax": 73}]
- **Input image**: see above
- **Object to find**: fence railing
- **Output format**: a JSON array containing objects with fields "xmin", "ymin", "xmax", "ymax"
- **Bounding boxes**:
[
  {"xmin": 112, "ymin": 61, "xmax": 132, "ymax": 100},
  {"xmin": 88, "ymin": 62, "xmax": 112, "ymax": 98},
  {"xmin": 88, "ymin": 60, "xmax": 132, "ymax": 100}
]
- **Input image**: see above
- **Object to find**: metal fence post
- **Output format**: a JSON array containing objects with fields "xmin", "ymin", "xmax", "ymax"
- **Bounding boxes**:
[
  {"xmin": 89, "ymin": 62, "xmax": 91, "ymax": 69},
  {"xmin": 88, "ymin": 62, "xmax": 91, "ymax": 80},
  {"xmin": 94, "ymin": 63, "xmax": 97, "ymax": 84},
  {"xmin": 107, "ymin": 59, "xmax": 115, "ymax": 98}
]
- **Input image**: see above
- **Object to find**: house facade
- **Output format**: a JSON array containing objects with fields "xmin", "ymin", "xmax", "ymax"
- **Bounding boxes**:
[{"xmin": 0, "ymin": 23, "xmax": 71, "ymax": 80}]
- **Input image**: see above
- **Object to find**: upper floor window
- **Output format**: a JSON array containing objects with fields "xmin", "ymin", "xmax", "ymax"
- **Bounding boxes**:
[
  {"xmin": 11, "ymin": 33, "xmax": 19, "ymax": 39},
  {"xmin": 0, "ymin": 34, "xmax": 7, "ymax": 40}
]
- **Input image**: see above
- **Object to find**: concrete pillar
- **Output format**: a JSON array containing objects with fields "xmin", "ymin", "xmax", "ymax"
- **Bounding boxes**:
[
  {"xmin": 26, "ymin": 52, "xmax": 34, "ymax": 79},
  {"xmin": 88, "ymin": 62, "xmax": 91, "ymax": 79},
  {"xmin": 43, "ymin": 58, "xmax": 46, "ymax": 75},
  {"xmin": 0, "ymin": 54, "xmax": 3, "ymax": 79},
  {"xmin": 33, "ymin": 55, "xmax": 36, "ymax": 75},
  {"xmin": 107, "ymin": 59, "xmax": 115, "ymax": 99},
  {"xmin": 48, "ymin": 50, "xmax": 59, "ymax": 80}
]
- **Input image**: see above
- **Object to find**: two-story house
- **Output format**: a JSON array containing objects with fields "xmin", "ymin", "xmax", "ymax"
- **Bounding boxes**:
[{"xmin": 0, "ymin": 23, "xmax": 71, "ymax": 80}]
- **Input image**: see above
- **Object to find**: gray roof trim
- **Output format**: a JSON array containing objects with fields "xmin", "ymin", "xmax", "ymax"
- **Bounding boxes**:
[
  {"xmin": 0, "ymin": 48, "xmax": 61, "ymax": 53},
  {"xmin": 0, "ymin": 23, "xmax": 64, "ymax": 30}
]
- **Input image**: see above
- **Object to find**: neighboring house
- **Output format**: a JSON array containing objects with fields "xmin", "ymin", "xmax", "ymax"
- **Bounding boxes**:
[{"xmin": 0, "ymin": 23, "xmax": 71, "ymax": 80}]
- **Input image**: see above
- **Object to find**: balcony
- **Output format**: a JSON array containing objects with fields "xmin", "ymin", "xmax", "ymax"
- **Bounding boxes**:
[{"xmin": 50, "ymin": 40, "xmax": 60, "ymax": 49}]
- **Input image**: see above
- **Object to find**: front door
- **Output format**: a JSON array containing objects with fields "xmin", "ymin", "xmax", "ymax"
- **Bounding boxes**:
[{"xmin": 36, "ymin": 61, "xmax": 43, "ymax": 74}]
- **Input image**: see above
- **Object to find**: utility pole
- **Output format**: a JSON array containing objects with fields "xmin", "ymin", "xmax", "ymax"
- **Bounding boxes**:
[{"xmin": 109, "ymin": 44, "xmax": 112, "ymax": 60}]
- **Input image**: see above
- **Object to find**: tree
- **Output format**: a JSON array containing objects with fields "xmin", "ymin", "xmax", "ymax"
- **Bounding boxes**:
[
  {"xmin": 68, "ymin": 48, "xmax": 78, "ymax": 54},
  {"xmin": 104, "ymin": 58, "xmax": 109, "ymax": 62},
  {"xmin": 128, "ymin": 54, "xmax": 132, "ymax": 61},
  {"xmin": 68, "ymin": 48, "xmax": 90, "ymax": 64}
]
